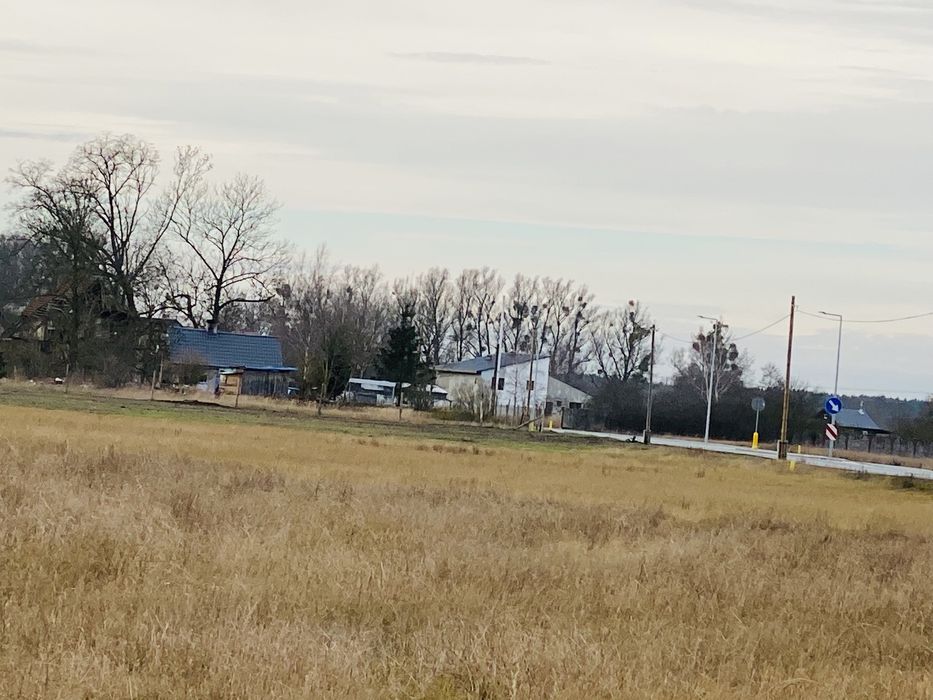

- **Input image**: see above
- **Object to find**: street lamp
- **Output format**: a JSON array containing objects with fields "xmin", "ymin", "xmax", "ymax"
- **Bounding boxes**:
[
  {"xmin": 698, "ymin": 315, "xmax": 727, "ymax": 444},
  {"xmin": 819, "ymin": 311, "xmax": 843, "ymax": 457}
]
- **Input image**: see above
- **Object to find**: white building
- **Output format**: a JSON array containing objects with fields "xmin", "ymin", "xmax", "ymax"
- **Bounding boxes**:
[
  {"xmin": 434, "ymin": 352, "xmax": 550, "ymax": 419},
  {"xmin": 546, "ymin": 376, "xmax": 597, "ymax": 413}
]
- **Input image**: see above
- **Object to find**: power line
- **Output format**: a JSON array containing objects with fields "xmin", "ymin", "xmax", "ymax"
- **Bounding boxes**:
[
  {"xmin": 797, "ymin": 307, "xmax": 933, "ymax": 325},
  {"xmin": 657, "ymin": 331, "xmax": 692, "ymax": 345},
  {"xmin": 808, "ymin": 386, "xmax": 933, "ymax": 398},
  {"xmin": 733, "ymin": 314, "xmax": 790, "ymax": 341},
  {"xmin": 848, "ymin": 312, "xmax": 933, "ymax": 324},
  {"xmin": 658, "ymin": 313, "xmax": 790, "ymax": 346}
]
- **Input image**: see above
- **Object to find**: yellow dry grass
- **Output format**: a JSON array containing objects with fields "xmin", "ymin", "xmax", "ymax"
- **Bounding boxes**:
[
  {"xmin": 2, "ymin": 402, "xmax": 933, "ymax": 698},
  {"xmin": 61, "ymin": 381, "xmax": 440, "ymax": 425}
]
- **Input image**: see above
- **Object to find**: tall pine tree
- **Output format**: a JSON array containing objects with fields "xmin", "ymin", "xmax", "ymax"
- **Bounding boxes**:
[{"xmin": 377, "ymin": 302, "xmax": 433, "ymax": 407}]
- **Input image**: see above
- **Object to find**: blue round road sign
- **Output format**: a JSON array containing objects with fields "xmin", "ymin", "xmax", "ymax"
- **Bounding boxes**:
[{"xmin": 825, "ymin": 396, "xmax": 843, "ymax": 415}]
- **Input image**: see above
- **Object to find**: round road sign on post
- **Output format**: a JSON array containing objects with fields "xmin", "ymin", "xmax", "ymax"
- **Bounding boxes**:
[{"xmin": 825, "ymin": 396, "xmax": 843, "ymax": 415}]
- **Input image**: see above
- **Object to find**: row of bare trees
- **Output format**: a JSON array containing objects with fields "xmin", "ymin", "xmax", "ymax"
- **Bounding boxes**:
[
  {"xmin": 218, "ymin": 248, "xmax": 659, "ymax": 401},
  {"xmin": 389, "ymin": 269, "xmax": 656, "ymax": 379}
]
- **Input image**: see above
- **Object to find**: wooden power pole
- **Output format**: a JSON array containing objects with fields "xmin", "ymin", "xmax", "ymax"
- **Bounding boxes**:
[
  {"xmin": 644, "ymin": 324, "xmax": 656, "ymax": 445},
  {"xmin": 778, "ymin": 296, "xmax": 796, "ymax": 459}
]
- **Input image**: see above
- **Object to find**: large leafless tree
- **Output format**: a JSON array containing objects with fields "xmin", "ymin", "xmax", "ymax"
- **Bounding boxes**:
[
  {"xmin": 672, "ymin": 325, "xmax": 749, "ymax": 402},
  {"xmin": 587, "ymin": 301, "xmax": 654, "ymax": 383},
  {"xmin": 471, "ymin": 267, "xmax": 503, "ymax": 357},
  {"xmin": 414, "ymin": 268, "xmax": 452, "ymax": 365},
  {"xmin": 72, "ymin": 134, "xmax": 209, "ymax": 316},
  {"xmin": 165, "ymin": 172, "xmax": 285, "ymax": 329},
  {"xmin": 11, "ymin": 134, "xmax": 209, "ymax": 319},
  {"xmin": 503, "ymin": 273, "xmax": 540, "ymax": 353}
]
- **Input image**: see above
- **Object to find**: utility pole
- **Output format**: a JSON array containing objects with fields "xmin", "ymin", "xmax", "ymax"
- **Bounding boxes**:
[
  {"xmin": 644, "ymin": 324, "xmax": 656, "ymax": 444},
  {"xmin": 820, "ymin": 311, "xmax": 843, "ymax": 458},
  {"xmin": 523, "ymin": 312, "xmax": 537, "ymax": 425},
  {"xmin": 778, "ymin": 296, "xmax": 796, "ymax": 460},
  {"xmin": 491, "ymin": 303, "xmax": 505, "ymax": 417},
  {"xmin": 525, "ymin": 332, "xmax": 537, "ymax": 427}
]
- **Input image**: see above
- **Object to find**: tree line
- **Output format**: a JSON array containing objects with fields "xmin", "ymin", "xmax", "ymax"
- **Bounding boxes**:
[
  {"xmin": 4, "ymin": 132, "xmax": 838, "ymax": 441},
  {"xmin": 0, "ymin": 133, "xmax": 673, "ymax": 394}
]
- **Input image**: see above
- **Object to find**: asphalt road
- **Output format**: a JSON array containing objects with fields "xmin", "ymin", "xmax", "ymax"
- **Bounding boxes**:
[{"xmin": 555, "ymin": 428, "xmax": 933, "ymax": 481}]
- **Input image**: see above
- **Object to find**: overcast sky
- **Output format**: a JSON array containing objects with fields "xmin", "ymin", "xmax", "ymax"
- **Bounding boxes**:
[{"xmin": 3, "ymin": 0, "xmax": 933, "ymax": 398}]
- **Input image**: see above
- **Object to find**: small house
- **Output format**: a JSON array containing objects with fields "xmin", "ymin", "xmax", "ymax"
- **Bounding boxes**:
[
  {"xmin": 167, "ymin": 326, "xmax": 294, "ymax": 397},
  {"xmin": 435, "ymin": 352, "xmax": 549, "ymax": 418},
  {"xmin": 818, "ymin": 404, "xmax": 890, "ymax": 451},
  {"xmin": 547, "ymin": 374, "xmax": 602, "ymax": 413}
]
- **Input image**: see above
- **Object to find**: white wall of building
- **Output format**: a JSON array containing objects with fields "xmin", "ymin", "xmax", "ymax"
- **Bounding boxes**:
[
  {"xmin": 436, "ymin": 357, "xmax": 550, "ymax": 418},
  {"xmin": 547, "ymin": 377, "xmax": 593, "ymax": 409}
]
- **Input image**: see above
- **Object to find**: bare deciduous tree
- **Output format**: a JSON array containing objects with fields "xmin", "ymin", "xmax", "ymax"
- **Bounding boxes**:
[
  {"xmin": 12, "ymin": 134, "xmax": 210, "ymax": 320},
  {"xmin": 535, "ymin": 278, "xmax": 593, "ymax": 374},
  {"xmin": 471, "ymin": 267, "xmax": 503, "ymax": 357},
  {"xmin": 503, "ymin": 274, "xmax": 540, "ymax": 353},
  {"xmin": 588, "ymin": 301, "xmax": 654, "ymax": 383},
  {"xmin": 415, "ymin": 267, "xmax": 451, "ymax": 365},
  {"xmin": 8, "ymin": 162, "xmax": 107, "ymax": 374},
  {"xmin": 450, "ymin": 269, "xmax": 477, "ymax": 361},
  {"xmin": 285, "ymin": 249, "xmax": 388, "ymax": 413},
  {"xmin": 672, "ymin": 325, "xmax": 749, "ymax": 401},
  {"xmin": 166, "ymin": 172, "xmax": 284, "ymax": 329},
  {"xmin": 71, "ymin": 134, "xmax": 210, "ymax": 316}
]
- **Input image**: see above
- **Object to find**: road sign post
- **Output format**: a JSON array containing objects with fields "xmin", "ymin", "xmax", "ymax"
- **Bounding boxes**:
[
  {"xmin": 825, "ymin": 396, "xmax": 842, "ymax": 458},
  {"xmin": 751, "ymin": 397, "xmax": 765, "ymax": 449}
]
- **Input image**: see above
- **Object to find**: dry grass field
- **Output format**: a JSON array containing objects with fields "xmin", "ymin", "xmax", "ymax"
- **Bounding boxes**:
[{"xmin": 2, "ymin": 388, "xmax": 933, "ymax": 698}]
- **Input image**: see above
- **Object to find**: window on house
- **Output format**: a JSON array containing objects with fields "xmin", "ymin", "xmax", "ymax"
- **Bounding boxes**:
[
  {"xmin": 569, "ymin": 402, "xmax": 582, "ymax": 410},
  {"xmin": 497, "ymin": 377, "xmax": 505, "ymax": 390},
  {"xmin": 556, "ymin": 400, "xmax": 563, "ymax": 408},
  {"xmin": 526, "ymin": 380, "xmax": 535, "ymax": 391}
]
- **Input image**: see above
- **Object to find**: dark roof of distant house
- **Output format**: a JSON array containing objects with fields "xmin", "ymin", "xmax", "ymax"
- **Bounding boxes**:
[
  {"xmin": 554, "ymin": 373, "xmax": 605, "ymax": 397},
  {"xmin": 819, "ymin": 407, "xmax": 889, "ymax": 433},
  {"xmin": 149, "ymin": 317, "xmax": 182, "ymax": 330},
  {"xmin": 435, "ymin": 352, "xmax": 548, "ymax": 375},
  {"xmin": 168, "ymin": 326, "xmax": 294, "ymax": 371}
]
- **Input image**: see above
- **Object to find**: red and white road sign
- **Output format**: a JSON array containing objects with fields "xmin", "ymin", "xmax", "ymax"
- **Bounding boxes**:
[{"xmin": 825, "ymin": 424, "xmax": 839, "ymax": 442}]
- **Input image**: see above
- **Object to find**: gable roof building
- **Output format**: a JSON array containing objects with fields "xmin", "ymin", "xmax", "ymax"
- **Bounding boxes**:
[
  {"xmin": 554, "ymin": 373, "xmax": 605, "ymax": 397},
  {"xmin": 818, "ymin": 406, "xmax": 889, "ymax": 434},
  {"xmin": 434, "ymin": 352, "xmax": 550, "ymax": 418}
]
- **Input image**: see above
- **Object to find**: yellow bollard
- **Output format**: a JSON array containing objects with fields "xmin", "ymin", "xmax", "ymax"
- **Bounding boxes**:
[
  {"xmin": 548, "ymin": 419, "xmax": 553, "ymax": 430},
  {"xmin": 752, "ymin": 432, "xmax": 759, "ymax": 450}
]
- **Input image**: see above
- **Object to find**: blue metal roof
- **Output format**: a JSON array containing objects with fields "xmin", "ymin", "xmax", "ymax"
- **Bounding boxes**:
[{"xmin": 168, "ymin": 326, "xmax": 293, "ymax": 371}]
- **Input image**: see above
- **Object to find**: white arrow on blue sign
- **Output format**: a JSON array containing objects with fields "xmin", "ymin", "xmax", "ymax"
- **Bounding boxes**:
[{"xmin": 825, "ymin": 396, "xmax": 843, "ymax": 415}]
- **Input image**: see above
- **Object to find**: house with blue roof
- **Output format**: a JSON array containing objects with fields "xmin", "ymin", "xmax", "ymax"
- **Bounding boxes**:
[{"xmin": 167, "ymin": 326, "xmax": 295, "ymax": 397}]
